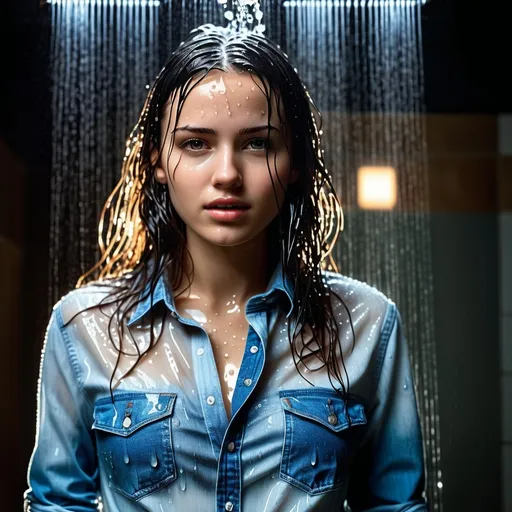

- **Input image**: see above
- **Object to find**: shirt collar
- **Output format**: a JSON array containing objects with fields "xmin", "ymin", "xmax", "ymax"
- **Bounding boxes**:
[{"xmin": 127, "ymin": 260, "xmax": 295, "ymax": 326}]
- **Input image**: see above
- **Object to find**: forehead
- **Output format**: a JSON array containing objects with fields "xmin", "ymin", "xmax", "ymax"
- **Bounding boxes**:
[{"xmin": 163, "ymin": 69, "xmax": 285, "ymax": 128}]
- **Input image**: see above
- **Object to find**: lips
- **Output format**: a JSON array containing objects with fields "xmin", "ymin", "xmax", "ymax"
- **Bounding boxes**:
[{"xmin": 205, "ymin": 197, "xmax": 250, "ymax": 209}]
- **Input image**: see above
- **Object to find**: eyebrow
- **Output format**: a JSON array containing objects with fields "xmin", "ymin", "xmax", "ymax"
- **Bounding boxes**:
[{"xmin": 173, "ymin": 125, "xmax": 279, "ymax": 135}]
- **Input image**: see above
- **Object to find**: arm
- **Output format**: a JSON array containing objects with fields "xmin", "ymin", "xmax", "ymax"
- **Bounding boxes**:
[
  {"xmin": 347, "ymin": 304, "xmax": 429, "ymax": 512},
  {"xmin": 24, "ymin": 306, "xmax": 99, "ymax": 511}
]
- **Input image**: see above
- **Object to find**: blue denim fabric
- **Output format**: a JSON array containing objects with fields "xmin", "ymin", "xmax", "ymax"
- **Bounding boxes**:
[{"xmin": 24, "ymin": 265, "xmax": 428, "ymax": 512}]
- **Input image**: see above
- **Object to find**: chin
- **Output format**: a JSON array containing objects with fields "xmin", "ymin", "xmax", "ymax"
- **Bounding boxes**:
[{"xmin": 198, "ymin": 227, "xmax": 264, "ymax": 248}]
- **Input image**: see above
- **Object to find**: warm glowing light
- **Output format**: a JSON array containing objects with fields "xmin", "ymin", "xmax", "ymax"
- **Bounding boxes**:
[{"xmin": 357, "ymin": 166, "xmax": 397, "ymax": 210}]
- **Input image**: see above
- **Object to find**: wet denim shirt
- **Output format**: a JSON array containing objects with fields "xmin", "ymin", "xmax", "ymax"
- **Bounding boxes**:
[{"xmin": 24, "ymin": 265, "xmax": 428, "ymax": 511}]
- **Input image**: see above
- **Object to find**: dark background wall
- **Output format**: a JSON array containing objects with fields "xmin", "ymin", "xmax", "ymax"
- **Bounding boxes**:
[{"xmin": 0, "ymin": 0, "xmax": 505, "ymax": 509}]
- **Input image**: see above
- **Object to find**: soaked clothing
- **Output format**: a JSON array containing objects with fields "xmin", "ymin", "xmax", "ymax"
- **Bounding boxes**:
[{"xmin": 24, "ymin": 265, "xmax": 428, "ymax": 511}]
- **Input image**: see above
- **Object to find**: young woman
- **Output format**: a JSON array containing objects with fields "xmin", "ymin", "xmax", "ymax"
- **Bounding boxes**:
[{"xmin": 24, "ymin": 24, "xmax": 428, "ymax": 512}]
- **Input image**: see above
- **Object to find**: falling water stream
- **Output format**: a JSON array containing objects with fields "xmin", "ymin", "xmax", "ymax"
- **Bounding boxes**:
[{"xmin": 47, "ymin": 0, "xmax": 441, "ymax": 509}]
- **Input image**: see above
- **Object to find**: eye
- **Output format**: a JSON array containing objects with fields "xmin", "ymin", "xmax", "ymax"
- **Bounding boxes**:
[
  {"xmin": 246, "ymin": 137, "xmax": 270, "ymax": 151},
  {"xmin": 180, "ymin": 139, "xmax": 208, "ymax": 151}
]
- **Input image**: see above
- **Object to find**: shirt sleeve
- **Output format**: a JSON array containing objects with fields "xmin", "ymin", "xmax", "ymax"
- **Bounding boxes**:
[
  {"xmin": 346, "ymin": 304, "xmax": 429, "ymax": 512},
  {"xmin": 24, "ymin": 306, "xmax": 100, "ymax": 511}
]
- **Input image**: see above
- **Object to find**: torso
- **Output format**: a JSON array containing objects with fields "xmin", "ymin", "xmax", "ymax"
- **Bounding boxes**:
[{"xmin": 175, "ymin": 296, "xmax": 250, "ymax": 421}]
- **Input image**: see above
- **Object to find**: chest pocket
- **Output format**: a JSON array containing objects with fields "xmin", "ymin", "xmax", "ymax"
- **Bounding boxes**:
[
  {"xmin": 92, "ymin": 392, "xmax": 178, "ymax": 501},
  {"xmin": 279, "ymin": 388, "xmax": 367, "ymax": 496}
]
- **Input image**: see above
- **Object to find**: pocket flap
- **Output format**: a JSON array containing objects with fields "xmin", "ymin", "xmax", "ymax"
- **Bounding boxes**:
[
  {"xmin": 92, "ymin": 392, "xmax": 177, "ymax": 437},
  {"xmin": 279, "ymin": 389, "xmax": 366, "ymax": 433}
]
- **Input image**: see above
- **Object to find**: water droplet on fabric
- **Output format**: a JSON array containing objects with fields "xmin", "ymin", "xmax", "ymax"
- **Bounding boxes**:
[
  {"xmin": 179, "ymin": 467, "xmax": 187, "ymax": 491},
  {"xmin": 311, "ymin": 446, "xmax": 318, "ymax": 466},
  {"xmin": 151, "ymin": 453, "xmax": 159, "ymax": 468}
]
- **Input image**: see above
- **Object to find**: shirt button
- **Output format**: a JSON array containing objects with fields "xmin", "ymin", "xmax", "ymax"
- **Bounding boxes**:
[
  {"xmin": 207, "ymin": 396, "xmax": 215, "ymax": 405},
  {"xmin": 227, "ymin": 441, "xmax": 235, "ymax": 452},
  {"xmin": 327, "ymin": 414, "xmax": 338, "ymax": 425},
  {"xmin": 225, "ymin": 502, "xmax": 234, "ymax": 511},
  {"xmin": 243, "ymin": 378, "xmax": 252, "ymax": 387},
  {"xmin": 250, "ymin": 345, "xmax": 258, "ymax": 354},
  {"xmin": 197, "ymin": 348, "xmax": 205, "ymax": 356}
]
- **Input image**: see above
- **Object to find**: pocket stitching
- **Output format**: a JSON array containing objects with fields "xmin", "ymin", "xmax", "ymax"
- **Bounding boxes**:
[
  {"xmin": 93, "ymin": 393, "xmax": 178, "ymax": 500},
  {"xmin": 278, "ymin": 389, "xmax": 367, "ymax": 496},
  {"xmin": 93, "ymin": 393, "xmax": 177, "ymax": 436}
]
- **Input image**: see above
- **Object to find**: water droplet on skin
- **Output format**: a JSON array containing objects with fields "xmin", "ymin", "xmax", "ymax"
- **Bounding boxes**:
[
  {"xmin": 251, "ymin": 86, "xmax": 255, "ymax": 91},
  {"xmin": 246, "ymin": 96, "xmax": 249, "ymax": 100},
  {"xmin": 223, "ymin": 341, "xmax": 227, "ymax": 345},
  {"xmin": 228, "ymin": 111, "xmax": 232, "ymax": 116},
  {"xmin": 246, "ymin": 112, "xmax": 250, "ymax": 116},
  {"xmin": 237, "ymin": 81, "xmax": 242, "ymax": 86},
  {"xmin": 237, "ymin": 102, "xmax": 241, "ymax": 107},
  {"xmin": 214, "ymin": 111, "xmax": 218, "ymax": 115},
  {"xmin": 224, "ymin": 353, "xmax": 229, "ymax": 358}
]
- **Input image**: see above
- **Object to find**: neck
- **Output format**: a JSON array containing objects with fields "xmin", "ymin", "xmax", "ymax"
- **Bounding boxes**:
[{"xmin": 174, "ymin": 229, "xmax": 272, "ymax": 313}]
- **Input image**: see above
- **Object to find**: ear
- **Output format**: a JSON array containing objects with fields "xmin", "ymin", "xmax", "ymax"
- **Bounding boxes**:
[{"xmin": 151, "ymin": 146, "xmax": 168, "ymax": 185}]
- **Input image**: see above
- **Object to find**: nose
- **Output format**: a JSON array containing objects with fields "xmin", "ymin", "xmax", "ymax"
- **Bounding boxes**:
[{"xmin": 210, "ymin": 144, "xmax": 242, "ymax": 189}]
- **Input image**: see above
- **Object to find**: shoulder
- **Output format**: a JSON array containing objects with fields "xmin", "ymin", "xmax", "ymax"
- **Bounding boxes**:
[
  {"xmin": 53, "ymin": 275, "xmax": 135, "ymax": 326},
  {"xmin": 320, "ymin": 270, "xmax": 398, "ymax": 344},
  {"xmin": 321, "ymin": 270, "xmax": 394, "ymax": 313}
]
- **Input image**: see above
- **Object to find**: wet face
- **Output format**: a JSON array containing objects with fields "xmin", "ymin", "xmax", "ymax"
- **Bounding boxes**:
[{"xmin": 154, "ymin": 69, "xmax": 297, "ymax": 248}]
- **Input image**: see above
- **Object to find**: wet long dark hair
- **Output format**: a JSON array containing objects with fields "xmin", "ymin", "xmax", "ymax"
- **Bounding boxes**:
[{"xmin": 70, "ymin": 24, "xmax": 355, "ymax": 400}]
